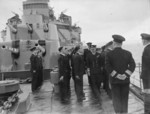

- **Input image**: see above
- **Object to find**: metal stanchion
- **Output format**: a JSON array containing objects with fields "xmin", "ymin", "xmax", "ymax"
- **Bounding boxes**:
[
  {"xmin": 137, "ymin": 63, "xmax": 143, "ymax": 94},
  {"xmin": 2, "ymin": 72, "xmax": 4, "ymax": 80}
]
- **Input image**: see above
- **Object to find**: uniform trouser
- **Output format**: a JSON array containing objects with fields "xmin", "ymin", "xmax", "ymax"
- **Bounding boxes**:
[
  {"xmin": 142, "ymin": 78, "xmax": 150, "ymax": 89},
  {"xmin": 59, "ymin": 74, "xmax": 70, "ymax": 101},
  {"xmin": 88, "ymin": 75, "xmax": 92, "ymax": 86},
  {"xmin": 73, "ymin": 75, "xmax": 84, "ymax": 100},
  {"xmin": 103, "ymin": 70, "xmax": 107, "ymax": 89},
  {"xmin": 90, "ymin": 74, "xmax": 102, "ymax": 103},
  {"xmin": 111, "ymin": 83, "xmax": 129, "ymax": 113},
  {"xmin": 67, "ymin": 74, "xmax": 71, "ymax": 95},
  {"xmin": 31, "ymin": 69, "xmax": 43, "ymax": 92},
  {"xmin": 144, "ymin": 93, "xmax": 150, "ymax": 114},
  {"xmin": 31, "ymin": 72, "xmax": 38, "ymax": 92},
  {"xmin": 142, "ymin": 78, "xmax": 150, "ymax": 114},
  {"xmin": 103, "ymin": 71, "xmax": 110, "ymax": 92},
  {"xmin": 37, "ymin": 69, "xmax": 43, "ymax": 88},
  {"xmin": 86, "ymin": 69, "xmax": 92, "ymax": 86}
]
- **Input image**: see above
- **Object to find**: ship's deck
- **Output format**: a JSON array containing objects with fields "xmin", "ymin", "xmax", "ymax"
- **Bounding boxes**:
[{"xmin": 16, "ymin": 75, "xmax": 144, "ymax": 114}]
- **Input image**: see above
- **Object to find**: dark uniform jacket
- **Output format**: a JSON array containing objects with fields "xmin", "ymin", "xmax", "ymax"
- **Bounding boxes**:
[
  {"xmin": 58, "ymin": 54, "xmax": 71, "ymax": 78},
  {"xmin": 141, "ymin": 44, "xmax": 150, "ymax": 79},
  {"xmin": 30, "ymin": 54, "xmax": 43, "ymax": 72},
  {"xmin": 30, "ymin": 54, "xmax": 36, "ymax": 72},
  {"xmin": 72, "ymin": 53, "xmax": 85, "ymax": 76},
  {"xmin": 101, "ymin": 48, "xmax": 112, "ymax": 70},
  {"xmin": 84, "ymin": 49, "xmax": 91, "ymax": 67},
  {"xmin": 87, "ymin": 52, "xmax": 103, "ymax": 75},
  {"xmin": 105, "ymin": 47, "xmax": 135, "ymax": 84}
]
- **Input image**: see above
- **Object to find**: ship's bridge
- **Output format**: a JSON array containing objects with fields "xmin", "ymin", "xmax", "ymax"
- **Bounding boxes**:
[{"xmin": 23, "ymin": 0, "xmax": 50, "ymax": 18}]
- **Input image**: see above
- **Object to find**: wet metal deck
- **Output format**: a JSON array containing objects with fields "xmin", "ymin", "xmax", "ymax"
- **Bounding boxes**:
[
  {"xmin": 26, "ymin": 87, "xmax": 114, "ymax": 114},
  {"xmin": 17, "ymin": 75, "xmax": 144, "ymax": 114}
]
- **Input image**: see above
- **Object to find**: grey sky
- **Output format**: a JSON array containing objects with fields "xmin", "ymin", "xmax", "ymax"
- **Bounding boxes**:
[{"xmin": 0, "ymin": 0, "xmax": 150, "ymax": 44}]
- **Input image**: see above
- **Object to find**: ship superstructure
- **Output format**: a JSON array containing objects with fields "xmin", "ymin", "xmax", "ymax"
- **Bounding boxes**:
[{"xmin": 0, "ymin": 0, "xmax": 81, "ymax": 79}]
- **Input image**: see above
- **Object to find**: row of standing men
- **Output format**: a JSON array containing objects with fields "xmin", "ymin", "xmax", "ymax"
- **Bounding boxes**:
[
  {"xmin": 30, "ymin": 33, "xmax": 150, "ymax": 114},
  {"xmin": 58, "ymin": 34, "xmax": 136, "ymax": 114}
]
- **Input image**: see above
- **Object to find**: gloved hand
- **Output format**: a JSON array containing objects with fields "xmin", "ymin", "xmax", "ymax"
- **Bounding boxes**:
[{"xmin": 116, "ymin": 74, "xmax": 127, "ymax": 80}]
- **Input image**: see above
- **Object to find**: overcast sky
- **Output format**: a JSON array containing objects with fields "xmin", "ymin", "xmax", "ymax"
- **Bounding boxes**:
[{"xmin": 0, "ymin": 0, "xmax": 150, "ymax": 44}]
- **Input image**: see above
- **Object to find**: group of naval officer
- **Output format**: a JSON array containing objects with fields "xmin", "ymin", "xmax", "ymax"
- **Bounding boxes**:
[
  {"xmin": 29, "ymin": 32, "xmax": 150, "ymax": 114},
  {"xmin": 57, "ymin": 34, "xmax": 137, "ymax": 113}
]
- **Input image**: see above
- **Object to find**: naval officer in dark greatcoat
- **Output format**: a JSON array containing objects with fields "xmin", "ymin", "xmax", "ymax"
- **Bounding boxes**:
[
  {"xmin": 30, "ymin": 45, "xmax": 46, "ymax": 93},
  {"xmin": 30, "ymin": 47, "xmax": 39, "ymax": 92},
  {"xmin": 72, "ymin": 46, "xmax": 85, "ymax": 102},
  {"xmin": 141, "ymin": 33, "xmax": 150, "ymax": 89},
  {"xmin": 140, "ymin": 33, "xmax": 150, "ymax": 114},
  {"xmin": 86, "ymin": 45, "xmax": 104, "ymax": 106},
  {"xmin": 105, "ymin": 35, "xmax": 135, "ymax": 113},
  {"xmin": 58, "ymin": 46, "xmax": 71, "ymax": 102},
  {"xmin": 102, "ymin": 41, "xmax": 113, "ymax": 98},
  {"xmin": 84, "ymin": 42, "xmax": 92, "ymax": 86}
]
